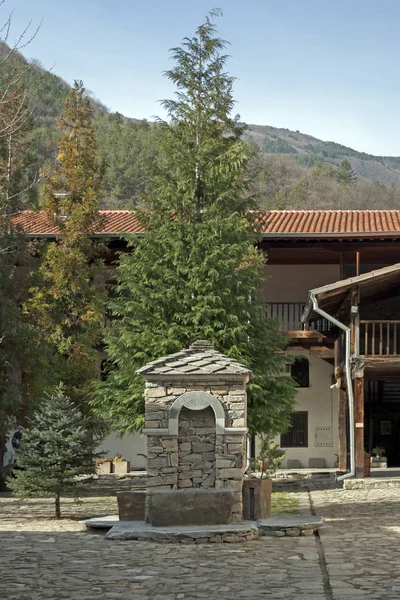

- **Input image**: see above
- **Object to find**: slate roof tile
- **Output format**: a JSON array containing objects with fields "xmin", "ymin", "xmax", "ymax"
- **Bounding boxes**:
[{"xmin": 137, "ymin": 340, "xmax": 252, "ymax": 378}]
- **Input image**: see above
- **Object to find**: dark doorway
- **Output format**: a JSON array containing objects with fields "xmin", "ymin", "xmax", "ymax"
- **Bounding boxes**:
[{"xmin": 365, "ymin": 379, "xmax": 400, "ymax": 467}]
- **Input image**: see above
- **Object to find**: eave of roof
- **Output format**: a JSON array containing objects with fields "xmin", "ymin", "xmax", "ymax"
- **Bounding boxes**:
[
  {"xmin": 9, "ymin": 209, "xmax": 400, "ymax": 239},
  {"xmin": 303, "ymin": 263, "xmax": 400, "ymax": 322},
  {"xmin": 137, "ymin": 340, "xmax": 253, "ymax": 380}
]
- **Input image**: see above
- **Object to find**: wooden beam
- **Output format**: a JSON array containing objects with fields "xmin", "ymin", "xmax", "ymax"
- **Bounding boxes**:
[
  {"xmin": 350, "ymin": 288, "xmax": 358, "ymax": 356},
  {"xmin": 354, "ymin": 374, "xmax": 365, "ymax": 478},
  {"xmin": 364, "ymin": 357, "xmax": 400, "ymax": 378},
  {"xmin": 287, "ymin": 330, "xmax": 326, "ymax": 341},
  {"xmin": 338, "ymin": 385, "xmax": 348, "ymax": 472},
  {"xmin": 309, "ymin": 346, "xmax": 335, "ymax": 360}
]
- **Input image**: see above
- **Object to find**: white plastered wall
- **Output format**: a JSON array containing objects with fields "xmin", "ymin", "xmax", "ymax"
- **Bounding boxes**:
[
  {"xmin": 275, "ymin": 349, "xmax": 338, "ymax": 468},
  {"xmin": 98, "ymin": 432, "xmax": 147, "ymax": 470}
]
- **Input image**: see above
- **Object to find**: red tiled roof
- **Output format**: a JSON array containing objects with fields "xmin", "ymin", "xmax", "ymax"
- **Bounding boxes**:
[
  {"xmin": 10, "ymin": 209, "xmax": 400, "ymax": 238},
  {"xmin": 11, "ymin": 210, "xmax": 144, "ymax": 235},
  {"xmin": 255, "ymin": 210, "xmax": 400, "ymax": 235}
]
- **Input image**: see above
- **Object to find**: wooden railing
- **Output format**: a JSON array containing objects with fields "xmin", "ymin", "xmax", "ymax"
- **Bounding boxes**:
[
  {"xmin": 266, "ymin": 302, "xmax": 331, "ymax": 333},
  {"xmin": 360, "ymin": 321, "xmax": 400, "ymax": 356}
]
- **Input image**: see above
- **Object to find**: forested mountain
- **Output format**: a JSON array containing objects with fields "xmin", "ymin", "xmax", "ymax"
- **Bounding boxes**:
[
  {"xmin": 6, "ymin": 43, "xmax": 400, "ymax": 210},
  {"xmin": 244, "ymin": 125, "xmax": 400, "ymax": 188}
]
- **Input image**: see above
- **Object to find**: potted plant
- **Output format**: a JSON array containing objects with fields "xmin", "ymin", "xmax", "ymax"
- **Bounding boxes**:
[
  {"xmin": 96, "ymin": 457, "xmax": 112, "ymax": 475},
  {"xmin": 258, "ymin": 434, "xmax": 286, "ymax": 479},
  {"xmin": 112, "ymin": 453, "xmax": 130, "ymax": 474},
  {"xmin": 371, "ymin": 447, "xmax": 387, "ymax": 468},
  {"xmin": 244, "ymin": 434, "xmax": 285, "ymax": 520}
]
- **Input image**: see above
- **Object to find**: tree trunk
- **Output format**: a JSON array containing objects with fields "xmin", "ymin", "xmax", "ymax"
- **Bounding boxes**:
[{"xmin": 55, "ymin": 493, "xmax": 61, "ymax": 519}]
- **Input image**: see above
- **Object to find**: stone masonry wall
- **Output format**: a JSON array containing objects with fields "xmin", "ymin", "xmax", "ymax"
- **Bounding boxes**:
[
  {"xmin": 145, "ymin": 381, "xmax": 247, "ymax": 522},
  {"xmin": 178, "ymin": 406, "xmax": 216, "ymax": 489}
]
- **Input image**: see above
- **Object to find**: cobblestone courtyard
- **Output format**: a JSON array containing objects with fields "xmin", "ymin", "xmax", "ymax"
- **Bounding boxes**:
[{"xmin": 1, "ymin": 487, "xmax": 400, "ymax": 599}]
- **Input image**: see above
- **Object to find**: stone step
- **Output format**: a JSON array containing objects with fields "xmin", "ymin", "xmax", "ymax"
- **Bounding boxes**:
[
  {"xmin": 83, "ymin": 516, "xmax": 259, "ymax": 543},
  {"xmin": 84, "ymin": 513, "xmax": 324, "ymax": 542},
  {"xmin": 344, "ymin": 478, "xmax": 400, "ymax": 490},
  {"xmin": 258, "ymin": 515, "xmax": 324, "ymax": 537}
]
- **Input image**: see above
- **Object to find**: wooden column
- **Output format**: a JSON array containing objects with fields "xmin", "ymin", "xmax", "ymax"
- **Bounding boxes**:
[
  {"xmin": 338, "ymin": 385, "xmax": 348, "ymax": 471},
  {"xmin": 354, "ymin": 360, "xmax": 365, "ymax": 478}
]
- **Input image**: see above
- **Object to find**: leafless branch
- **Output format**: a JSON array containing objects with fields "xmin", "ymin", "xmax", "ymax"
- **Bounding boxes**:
[
  {"xmin": 4, "ymin": 170, "xmax": 42, "ymax": 203},
  {"xmin": 0, "ymin": 15, "xmax": 43, "ymax": 67}
]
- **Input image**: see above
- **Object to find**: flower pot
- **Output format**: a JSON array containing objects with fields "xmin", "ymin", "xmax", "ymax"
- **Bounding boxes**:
[
  {"xmin": 258, "ymin": 460, "xmax": 268, "ymax": 473},
  {"xmin": 243, "ymin": 477, "xmax": 272, "ymax": 520},
  {"xmin": 371, "ymin": 457, "xmax": 387, "ymax": 468},
  {"xmin": 96, "ymin": 461, "xmax": 112, "ymax": 475},
  {"xmin": 113, "ymin": 461, "xmax": 130, "ymax": 474}
]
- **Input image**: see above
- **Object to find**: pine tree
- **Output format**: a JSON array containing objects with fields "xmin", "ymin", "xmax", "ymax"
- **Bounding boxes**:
[
  {"xmin": 25, "ymin": 82, "xmax": 105, "ymax": 401},
  {"xmin": 336, "ymin": 159, "xmax": 358, "ymax": 185},
  {"xmin": 91, "ymin": 11, "xmax": 296, "ymax": 437},
  {"xmin": 8, "ymin": 384, "xmax": 104, "ymax": 518}
]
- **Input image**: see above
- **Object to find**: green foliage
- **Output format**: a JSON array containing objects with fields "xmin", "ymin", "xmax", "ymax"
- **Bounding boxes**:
[
  {"xmin": 91, "ymin": 10, "xmax": 296, "ymax": 437},
  {"xmin": 263, "ymin": 138, "xmax": 296, "ymax": 154},
  {"xmin": 8, "ymin": 384, "xmax": 104, "ymax": 518},
  {"xmin": 372, "ymin": 446, "xmax": 385, "ymax": 457},
  {"xmin": 271, "ymin": 492, "xmax": 299, "ymax": 514},
  {"xmin": 336, "ymin": 159, "xmax": 358, "ymax": 185},
  {"xmin": 304, "ymin": 141, "xmax": 373, "ymax": 161},
  {"xmin": 95, "ymin": 113, "xmax": 161, "ymax": 207},
  {"xmin": 25, "ymin": 82, "xmax": 105, "ymax": 401},
  {"xmin": 257, "ymin": 433, "xmax": 286, "ymax": 478}
]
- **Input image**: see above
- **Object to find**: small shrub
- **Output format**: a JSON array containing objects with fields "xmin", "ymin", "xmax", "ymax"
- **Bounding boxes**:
[{"xmin": 8, "ymin": 383, "xmax": 105, "ymax": 518}]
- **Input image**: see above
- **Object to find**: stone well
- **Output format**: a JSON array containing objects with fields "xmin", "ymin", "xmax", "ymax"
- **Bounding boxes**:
[{"xmin": 138, "ymin": 340, "xmax": 253, "ymax": 524}]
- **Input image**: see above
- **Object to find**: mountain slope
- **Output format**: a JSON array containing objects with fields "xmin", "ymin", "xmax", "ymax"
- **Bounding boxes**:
[
  {"xmin": 4, "ymin": 44, "xmax": 400, "ymax": 208},
  {"xmin": 244, "ymin": 124, "xmax": 400, "ymax": 188}
]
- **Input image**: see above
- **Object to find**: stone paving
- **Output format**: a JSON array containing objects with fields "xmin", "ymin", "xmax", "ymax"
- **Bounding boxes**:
[
  {"xmin": 312, "ymin": 487, "xmax": 400, "ymax": 600},
  {"xmin": 1, "ymin": 487, "xmax": 400, "ymax": 599}
]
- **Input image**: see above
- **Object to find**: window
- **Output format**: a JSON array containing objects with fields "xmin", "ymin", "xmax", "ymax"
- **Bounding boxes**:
[
  {"xmin": 281, "ymin": 412, "xmax": 308, "ymax": 447},
  {"xmin": 291, "ymin": 357, "xmax": 310, "ymax": 388}
]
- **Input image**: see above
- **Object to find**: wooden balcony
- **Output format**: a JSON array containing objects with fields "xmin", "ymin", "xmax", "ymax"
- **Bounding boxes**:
[
  {"xmin": 266, "ymin": 302, "xmax": 331, "ymax": 333},
  {"xmin": 360, "ymin": 321, "xmax": 400, "ymax": 357}
]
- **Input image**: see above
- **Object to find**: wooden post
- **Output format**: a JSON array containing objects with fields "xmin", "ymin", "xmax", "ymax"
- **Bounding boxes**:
[
  {"xmin": 350, "ymin": 288, "xmax": 359, "ymax": 356},
  {"xmin": 338, "ymin": 385, "xmax": 348, "ymax": 471},
  {"xmin": 353, "ymin": 359, "xmax": 365, "ymax": 478}
]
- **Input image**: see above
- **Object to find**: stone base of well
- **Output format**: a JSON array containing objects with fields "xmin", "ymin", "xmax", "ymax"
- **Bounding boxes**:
[
  {"xmin": 147, "ymin": 489, "xmax": 234, "ymax": 526},
  {"xmin": 84, "ymin": 517, "xmax": 259, "ymax": 543},
  {"xmin": 117, "ymin": 491, "xmax": 146, "ymax": 521},
  {"xmin": 83, "ymin": 514, "xmax": 324, "ymax": 542}
]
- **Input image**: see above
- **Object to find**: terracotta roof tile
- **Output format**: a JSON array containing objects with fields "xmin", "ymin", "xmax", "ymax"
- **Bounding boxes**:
[{"xmin": 9, "ymin": 209, "xmax": 400, "ymax": 238}]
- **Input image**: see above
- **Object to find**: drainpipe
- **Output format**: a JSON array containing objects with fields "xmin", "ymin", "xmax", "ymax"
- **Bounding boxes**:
[{"xmin": 307, "ymin": 292, "xmax": 355, "ymax": 481}]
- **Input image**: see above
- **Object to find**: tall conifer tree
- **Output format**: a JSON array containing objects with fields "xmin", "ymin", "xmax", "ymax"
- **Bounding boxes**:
[
  {"xmin": 25, "ymin": 82, "xmax": 105, "ymax": 402},
  {"xmin": 92, "ymin": 11, "xmax": 296, "ymax": 436}
]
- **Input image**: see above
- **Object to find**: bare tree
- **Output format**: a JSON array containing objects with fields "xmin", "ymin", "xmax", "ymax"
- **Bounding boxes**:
[
  {"xmin": 0, "ymin": 3, "xmax": 42, "ymax": 490},
  {"xmin": 0, "ymin": 3, "xmax": 42, "ymax": 235}
]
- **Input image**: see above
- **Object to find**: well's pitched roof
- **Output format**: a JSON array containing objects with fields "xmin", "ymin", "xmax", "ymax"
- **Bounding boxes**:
[
  {"xmin": 10, "ymin": 209, "xmax": 400, "ymax": 238},
  {"xmin": 137, "ymin": 340, "xmax": 252, "ymax": 379}
]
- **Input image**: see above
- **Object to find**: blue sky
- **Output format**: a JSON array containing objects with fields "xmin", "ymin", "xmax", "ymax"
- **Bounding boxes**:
[{"xmin": 8, "ymin": 0, "xmax": 400, "ymax": 155}]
